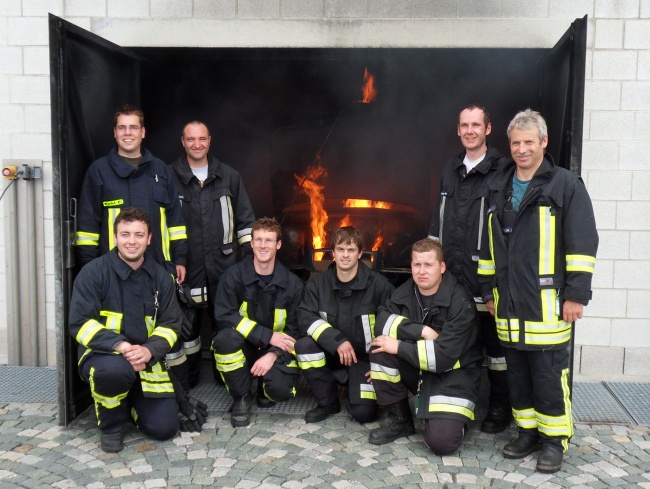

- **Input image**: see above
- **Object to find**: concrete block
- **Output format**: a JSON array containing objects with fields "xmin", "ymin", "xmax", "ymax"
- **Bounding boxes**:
[
  {"xmin": 579, "ymin": 345, "xmax": 624, "ymax": 375},
  {"xmin": 194, "ymin": 0, "xmax": 236, "ymax": 18},
  {"xmin": 0, "ymin": 17, "xmax": 6, "ymax": 46},
  {"xmin": 24, "ymin": 104, "xmax": 52, "ymax": 134},
  {"xmin": 630, "ymin": 231, "xmax": 650, "ymax": 259},
  {"xmin": 107, "ymin": 0, "xmax": 150, "ymax": 18},
  {"xmin": 589, "ymin": 111, "xmax": 636, "ymax": 141},
  {"xmin": 9, "ymin": 75, "xmax": 50, "ymax": 104},
  {"xmin": 575, "ymin": 317, "xmax": 612, "ymax": 346},
  {"xmin": 592, "ymin": 50, "xmax": 637, "ymax": 80},
  {"xmin": 0, "ymin": 104, "xmax": 24, "ymax": 134},
  {"xmin": 643, "ymin": 0, "xmax": 650, "ymax": 17},
  {"xmin": 585, "ymin": 170, "xmax": 632, "ymax": 200},
  {"xmin": 64, "ymin": 0, "xmax": 106, "ymax": 17},
  {"xmin": 632, "ymin": 171, "xmax": 650, "ymax": 200},
  {"xmin": 280, "ymin": 0, "xmax": 322, "ymax": 18},
  {"xmin": 7, "ymin": 17, "xmax": 49, "ymax": 46},
  {"xmin": 0, "ymin": 0, "xmax": 21, "ymax": 15},
  {"xmin": 624, "ymin": 20, "xmax": 650, "ymax": 49},
  {"xmin": 412, "ymin": 0, "xmax": 456, "ymax": 18},
  {"xmin": 597, "ymin": 230, "xmax": 630, "ymax": 260},
  {"xmin": 627, "ymin": 290, "xmax": 650, "ymax": 319},
  {"xmin": 367, "ymin": 0, "xmax": 412, "ymax": 18},
  {"xmin": 594, "ymin": 19, "xmax": 624, "ymax": 49},
  {"xmin": 634, "ymin": 111, "xmax": 650, "ymax": 140},
  {"xmin": 503, "ymin": 0, "xmax": 548, "ymax": 18},
  {"xmin": 595, "ymin": 0, "xmax": 639, "ymax": 18},
  {"xmin": 0, "ymin": 47, "xmax": 23, "ymax": 75},
  {"xmin": 63, "ymin": 17, "xmax": 92, "ymax": 31},
  {"xmin": 23, "ymin": 46, "xmax": 50, "ymax": 76},
  {"xmin": 611, "ymin": 319, "xmax": 650, "ymax": 348},
  {"xmin": 9, "ymin": 133, "xmax": 51, "ymax": 160},
  {"xmin": 44, "ymin": 217, "xmax": 55, "ymax": 248},
  {"xmin": 623, "ymin": 347, "xmax": 650, "ymax": 375},
  {"xmin": 458, "ymin": 0, "xmax": 502, "ymax": 18},
  {"xmin": 325, "ymin": 0, "xmax": 367, "ymax": 18},
  {"xmin": 150, "ymin": 0, "xmax": 192, "ymax": 18},
  {"xmin": 582, "ymin": 141, "xmax": 619, "ymax": 171},
  {"xmin": 24, "ymin": 0, "xmax": 64, "ymax": 16},
  {"xmin": 614, "ymin": 259, "xmax": 650, "ymax": 289},
  {"xmin": 238, "ymin": 0, "xmax": 280, "ymax": 18},
  {"xmin": 592, "ymin": 200, "xmax": 617, "ymax": 230},
  {"xmin": 591, "ymin": 258, "xmax": 613, "ymax": 288},
  {"xmin": 620, "ymin": 142, "xmax": 650, "ymax": 171},
  {"xmin": 617, "ymin": 201, "xmax": 650, "ymax": 230},
  {"xmin": 549, "ymin": 0, "xmax": 593, "ymax": 18},
  {"xmin": 584, "ymin": 81, "xmax": 621, "ymax": 111},
  {"xmin": 622, "ymin": 81, "xmax": 650, "ymax": 111},
  {"xmin": 589, "ymin": 288, "xmax": 627, "ymax": 318}
]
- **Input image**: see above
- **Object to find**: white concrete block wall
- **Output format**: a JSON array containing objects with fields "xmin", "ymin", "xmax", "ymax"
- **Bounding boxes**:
[{"xmin": 0, "ymin": 1, "xmax": 647, "ymax": 377}]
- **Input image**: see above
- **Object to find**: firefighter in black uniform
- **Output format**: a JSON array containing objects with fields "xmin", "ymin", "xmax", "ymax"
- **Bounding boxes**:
[
  {"xmin": 369, "ymin": 238, "xmax": 483, "ymax": 455},
  {"xmin": 170, "ymin": 120, "xmax": 255, "ymax": 388},
  {"xmin": 478, "ymin": 109, "xmax": 598, "ymax": 473},
  {"xmin": 69, "ymin": 208, "xmax": 182, "ymax": 453},
  {"xmin": 296, "ymin": 226, "xmax": 394, "ymax": 424},
  {"xmin": 75, "ymin": 105, "xmax": 191, "ymax": 393},
  {"xmin": 213, "ymin": 217, "xmax": 304, "ymax": 428},
  {"xmin": 428, "ymin": 104, "xmax": 511, "ymax": 434}
]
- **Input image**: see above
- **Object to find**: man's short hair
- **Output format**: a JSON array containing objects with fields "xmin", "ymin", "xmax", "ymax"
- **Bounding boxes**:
[
  {"xmin": 411, "ymin": 238, "xmax": 445, "ymax": 262},
  {"xmin": 113, "ymin": 207, "xmax": 151, "ymax": 234},
  {"xmin": 330, "ymin": 226, "xmax": 363, "ymax": 251},
  {"xmin": 507, "ymin": 108, "xmax": 548, "ymax": 141},
  {"xmin": 460, "ymin": 103, "xmax": 490, "ymax": 126},
  {"xmin": 114, "ymin": 104, "xmax": 144, "ymax": 127},
  {"xmin": 252, "ymin": 217, "xmax": 282, "ymax": 241},
  {"xmin": 182, "ymin": 120, "xmax": 210, "ymax": 138}
]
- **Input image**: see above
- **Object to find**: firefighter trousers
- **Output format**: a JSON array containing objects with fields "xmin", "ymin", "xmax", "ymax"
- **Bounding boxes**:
[
  {"xmin": 478, "ymin": 313, "xmax": 510, "ymax": 410},
  {"xmin": 80, "ymin": 353, "xmax": 179, "ymax": 439},
  {"xmin": 503, "ymin": 346, "xmax": 573, "ymax": 452},
  {"xmin": 213, "ymin": 328, "xmax": 299, "ymax": 402}
]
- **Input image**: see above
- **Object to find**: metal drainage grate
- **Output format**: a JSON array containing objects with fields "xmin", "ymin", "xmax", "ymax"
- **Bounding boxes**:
[
  {"xmin": 604, "ymin": 382, "xmax": 650, "ymax": 427},
  {"xmin": 0, "ymin": 366, "xmax": 58, "ymax": 403},
  {"xmin": 572, "ymin": 382, "xmax": 633, "ymax": 425}
]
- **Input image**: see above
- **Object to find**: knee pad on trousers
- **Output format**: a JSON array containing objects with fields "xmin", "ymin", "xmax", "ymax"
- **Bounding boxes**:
[{"xmin": 423, "ymin": 418, "xmax": 466, "ymax": 455}]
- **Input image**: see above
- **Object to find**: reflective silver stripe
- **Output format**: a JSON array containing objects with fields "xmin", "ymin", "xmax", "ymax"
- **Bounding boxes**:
[
  {"xmin": 439, "ymin": 195, "xmax": 446, "ymax": 246},
  {"xmin": 382, "ymin": 313, "xmax": 401, "ymax": 336},
  {"xmin": 183, "ymin": 337, "xmax": 201, "ymax": 355},
  {"xmin": 425, "ymin": 340, "xmax": 436, "ymax": 371},
  {"xmin": 370, "ymin": 363, "xmax": 399, "ymax": 377},
  {"xmin": 360, "ymin": 384, "xmax": 375, "ymax": 393},
  {"xmin": 237, "ymin": 227, "xmax": 252, "ymax": 239},
  {"xmin": 220, "ymin": 195, "xmax": 234, "ymax": 244},
  {"xmin": 166, "ymin": 351, "xmax": 187, "ymax": 366},
  {"xmin": 361, "ymin": 314, "xmax": 372, "ymax": 353},
  {"xmin": 191, "ymin": 287, "xmax": 208, "ymax": 304},
  {"xmin": 296, "ymin": 353, "xmax": 324, "ymax": 363},
  {"xmin": 307, "ymin": 319, "xmax": 328, "ymax": 336},
  {"xmin": 428, "ymin": 395, "xmax": 476, "ymax": 411},
  {"xmin": 487, "ymin": 356, "xmax": 507, "ymax": 371},
  {"xmin": 477, "ymin": 196, "xmax": 485, "ymax": 250}
]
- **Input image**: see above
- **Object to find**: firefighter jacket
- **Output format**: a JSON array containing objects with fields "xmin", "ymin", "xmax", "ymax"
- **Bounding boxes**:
[
  {"xmin": 76, "ymin": 147, "xmax": 188, "ymax": 274},
  {"xmin": 69, "ymin": 249, "xmax": 183, "ymax": 397},
  {"xmin": 170, "ymin": 154, "xmax": 255, "ymax": 304},
  {"xmin": 297, "ymin": 261, "xmax": 394, "ymax": 358},
  {"xmin": 428, "ymin": 147, "xmax": 504, "ymax": 297},
  {"xmin": 376, "ymin": 273, "xmax": 483, "ymax": 421},
  {"xmin": 214, "ymin": 256, "xmax": 304, "ymax": 355},
  {"xmin": 477, "ymin": 157, "xmax": 598, "ymax": 350}
]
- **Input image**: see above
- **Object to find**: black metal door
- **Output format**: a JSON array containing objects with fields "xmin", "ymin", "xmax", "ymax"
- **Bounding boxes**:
[
  {"xmin": 49, "ymin": 14, "xmax": 142, "ymax": 425},
  {"xmin": 540, "ymin": 15, "xmax": 588, "ymax": 172}
]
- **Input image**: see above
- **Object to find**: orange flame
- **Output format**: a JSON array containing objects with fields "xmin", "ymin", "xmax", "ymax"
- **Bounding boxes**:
[
  {"xmin": 339, "ymin": 215, "xmax": 352, "ymax": 227},
  {"xmin": 361, "ymin": 68, "xmax": 377, "ymax": 103},
  {"xmin": 294, "ymin": 162, "xmax": 328, "ymax": 260},
  {"xmin": 372, "ymin": 231, "xmax": 384, "ymax": 252},
  {"xmin": 343, "ymin": 199, "xmax": 393, "ymax": 210}
]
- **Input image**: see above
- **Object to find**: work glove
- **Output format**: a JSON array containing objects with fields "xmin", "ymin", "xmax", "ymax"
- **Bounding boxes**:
[{"xmin": 178, "ymin": 394, "xmax": 209, "ymax": 432}]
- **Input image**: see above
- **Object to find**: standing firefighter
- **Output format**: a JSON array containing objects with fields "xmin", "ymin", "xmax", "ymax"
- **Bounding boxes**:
[{"xmin": 478, "ymin": 109, "xmax": 598, "ymax": 473}]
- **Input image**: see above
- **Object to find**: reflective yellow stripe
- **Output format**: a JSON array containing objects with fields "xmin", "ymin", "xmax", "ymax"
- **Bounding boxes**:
[
  {"xmin": 107, "ymin": 207, "xmax": 121, "ymax": 250},
  {"xmin": 513, "ymin": 407, "xmax": 537, "ymax": 429},
  {"xmin": 239, "ymin": 301, "xmax": 249, "ymax": 317},
  {"xmin": 370, "ymin": 362, "xmax": 401, "ymax": 383},
  {"xmin": 428, "ymin": 395, "xmax": 475, "ymax": 420},
  {"xmin": 382, "ymin": 314, "xmax": 406, "ymax": 339},
  {"xmin": 144, "ymin": 315, "xmax": 155, "ymax": 336},
  {"xmin": 495, "ymin": 316, "xmax": 572, "ymax": 345},
  {"xmin": 215, "ymin": 350, "xmax": 246, "ymax": 372},
  {"xmin": 89, "ymin": 366, "xmax": 128, "ymax": 410},
  {"xmin": 417, "ymin": 340, "xmax": 437, "ymax": 372},
  {"xmin": 307, "ymin": 319, "xmax": 332, "ymax": 342},
  {"xmin": 76, "ymin": 231, "xmax": 100, "ymax": 246},
  {"xmin": 360, "ymin": 384, "xmax": 376, "ymax": 400},
  {"xmin": 539, "ymin": 206, "xmax": 555, "ymax": 276},
  {"xmin": 100, "ymin": 310, "xmax": 123, "ymax": 334},
  {"xmin": 274, "ymin": 308, "xmax": 287, "ymax": 333},
  {"xmin": 236, "ymin": 318, "xmax": 257, "ymax": 338},
  {"xmin": 103, "ymin": 199, "xmax": 124, "ymax": 207},
  {"xmin": 566, "ymin": 254, "xmax": 596, "ymax": 273},
  {"xmin": 477, "ymin": 258, "xmax": 495, "ymax": 275},
  {"xmin": 297, "ymin": 352, "xmax": 326, "ymax": 370},
  {"xmin": 151, "ymin": 326, "xmax": 178, "ymax": 349},
  {"xmin": 76, "ymin": 319, "xmax": 105, "ymax": 346},
  {"xmin": 536, "ymin": 366, "xmax": 573, "ymax": 440},
  {"xmin": 160, "ymin": 208, "xmax": 171, "ymax": 261},
  {"xmin": 168, "ymin": 225, "xmax": 187, "ymax": 241},
  {"xmin": 361, "ymin": 314, "xmax": 375, "ymax": 352}
]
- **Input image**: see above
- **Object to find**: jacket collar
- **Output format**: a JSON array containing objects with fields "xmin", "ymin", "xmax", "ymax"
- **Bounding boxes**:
[
  {"xmin": 172, "ymin": 153, "xmax": 222, "ymax": 185},
  {"xmin": 108, "ymin": 247, "xmax": 157, "ymax": 280},
  {"xmin": 240, "ymin": 255, "xmax": 289, "ymax": 289},
  {"xmin": 392, "ymin": 272, "xmax": 456, "ymax": 310},
  {"xmin": 454, "ymin": 145, "xmax": 503, "ymax": 177},
  {"xmin": 327, "ymin": 260, "xmax": 372, "ymax": 291},
  {"xmin": 490, "ymin": 156, "xmax": 555, "ymax": 191},
  {"xmin": 108, "ymin": 147, "xmax": 155, "ymax": 178}
]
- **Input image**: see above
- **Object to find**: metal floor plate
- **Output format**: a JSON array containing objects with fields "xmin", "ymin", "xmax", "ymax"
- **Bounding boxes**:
[
  {"xmin": 0, "ymin": 366, "xmax": 58, "ymax": 403},
  {"xmin": 572, "ymin": 382, "xmax": 634, "ymax": 425},
  {"xmin": 604, "ymin": 382, "xmax": 650, "ymax": 426}
]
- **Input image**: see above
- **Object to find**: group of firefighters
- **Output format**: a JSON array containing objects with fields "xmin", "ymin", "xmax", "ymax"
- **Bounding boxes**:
[{"xmin": 68, "ymin": 103, "xmax": 598, "ymax": 474}]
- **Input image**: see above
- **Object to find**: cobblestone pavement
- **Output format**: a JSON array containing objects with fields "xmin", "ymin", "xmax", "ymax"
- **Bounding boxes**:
[{"xmin": 1, "ymin": 402, "xmax": 649, "ymax": 488}]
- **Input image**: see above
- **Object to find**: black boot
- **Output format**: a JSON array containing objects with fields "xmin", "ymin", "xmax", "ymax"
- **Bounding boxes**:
[
  {"xmin": 256, "ymin": 381, "xmax": 276, "ymax": 409},
  {"xmin": 502, "ymin": 430, "xmax": 541, "ymax": 458},
  {"xmin": 481, "ymin": 405, "xmax": 513, "ymax": 434},
  {"xmin": 368, "ymin": 399, "xmax": 415, "ymax": 445},
  {"xmin": 231, "ymin": 393, "xmax": 252, "ymax": 427},
  {"xmin": 537, "ymin": 444, "xmax": 564, "ymax": 473},
  {"xmin": 305, "ymin": 399, "xmax": 341, "ymax": 423},
  {"xmin": 100, "ymin": 427, "xmax": 124, "ymax": 453}
]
